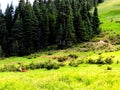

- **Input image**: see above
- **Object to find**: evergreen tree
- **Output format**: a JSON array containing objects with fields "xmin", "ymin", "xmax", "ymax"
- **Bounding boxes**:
[
  {"xmin": 4, "ymin": 3, "xmax": 14, "ymax": 56},
  {"xmin": 18, "ymin": 0, "xmax": 26, "ymax": 19},
  {"xmin": 40, "ymin": 4, "xmax": 50, "ymax": 48},
  {"xmin": 57, "ymin": 0, "xmax": 76, "ymax": 48},
  {"xmin": 0, "ymin": 45, "xmax": 3, "ymax": 57},
  {"xmin": 48, "ymin": 1, "xmax": 57, "ymax": 45},
  {"xmin": 0, "ymin": 9, "xmax": 7, "ymax": 50},
  {"xmin": 74, "ymin": 9, "xmax": 88, "ymax": 42},
  {"xmin": 0, "ymin": 0, "xmax": 101, "ymax": 56},
  {"xmin": 10, "ymin": 40, "xmax": 19, "ymax": 56},
  {"xmin": 93, "ymin": 6, "xmax": 100, "ymax": 34},
  {"xmin": 33, "ymin": 0, "xmax": 42, "ymax": 49},
  {"xmin": 80, "ymin": 0, "xmax": 93, "ymax": 40},
  {"xmin": 22, "ymin": 1, "xmax": 39, "ymax": 54},
  {"xmin": 0, "ymin": 10, "xmax": 4, "ymax": 57},
  {"xmin": 11, "ymin": 14, "xmax": 25, "ymax": 55}
]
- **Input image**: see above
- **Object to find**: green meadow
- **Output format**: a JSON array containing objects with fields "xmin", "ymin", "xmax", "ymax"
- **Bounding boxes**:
[
  {"xmin": 1, "ymin": 0, "xmax": 120, "ymax": 90},
  {"xmin": 99, "ymin": 0, "xmax": 120, "ymax": 33}
]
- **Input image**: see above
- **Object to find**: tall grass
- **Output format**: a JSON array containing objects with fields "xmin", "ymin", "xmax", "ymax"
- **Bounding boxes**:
[{"xmin": 0, "ymin": 65, "xmax": 120, "ymax": 90}]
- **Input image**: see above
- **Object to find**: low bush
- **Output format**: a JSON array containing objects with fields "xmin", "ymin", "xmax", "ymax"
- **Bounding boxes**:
[
  {"xmin": 0, "ymin": 60, "xmax": 61, "ymax": 72},
  {"xmin": 0, "ymin": 64, "xmax": 17, "ymax": 72},
  {"xmin": 59, "ymin": 62, "xmax": 65, "ymax": 67},
  {"xmin": 68, "ymin": 54, "xmax": 78, "ymax": 59},
  {"xmin": 69, "ymin": 60, "xmax": 83, "ymax": 67},
  {"xmin": 108, "ymin": 34, "xmax": 120, "ymax": 45},
  {"xmin": 116, "ymin": 60, "xmax": 119, "ymax": 64},
  {"xmin": 46, "ymin": 52, "xmax": 53, "ymax": 55},
  {"xmin": 87, "ymin": 58, "xmax": 96, "ymax": 64},
  {"xmin": 25, "ymin": 54, "xmax": 39, "ymax": 59},
  {"xmin": 96, "ymin": 56, "xmax": 106, "ymax": 64},
  {"xmin": 87, "ymin": 56, "xmax": 113, "ymax": 64},
  {"xmin": 107, "ymin": 66, "xmax": 112, "ymax": 70},
  {"xmin": 28, "ymin": 62, "xmax": 37, "ymax": 70},
  {"xmin": 58, "ymin": 56, "xmax": 67, "ymax": 62},
  {"xmin": 69, "ymin": 61, "xmax": 79, "ymax": 67},
  {"xmin": 45, "ymin": 60, "xmax": 60, "ymax": 70},
  {"xmin": 105, "ymin": 57, "xmax": 113, "ymax": 64}
]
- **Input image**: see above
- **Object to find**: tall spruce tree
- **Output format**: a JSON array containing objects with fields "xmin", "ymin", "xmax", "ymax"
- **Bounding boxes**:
[
  {"xmin": 0, "ymin": 9, "xmax": 6, "ymax": 56},
  {"xmin": 93, "ymin": 6, "xmax": 100, "ymax": 34},
  {"xmin": 48, "ymin": 1, "xmax": 57, "ymax": 45},
  {"xmin": 33, "ymin": 0, "xmax": 42, "ymax": 50},
  {"xmin": 4, "ymin": 3, "xmax": 14, "ymax": 56},
  {"xmin": 57, "ymin": 0, "xmax": 76, "ymax": 48},
  {"xmin": 18, "ymin": 0, "xmax": 39, "ymax": 54},
  {"xmin": 24, "ymin": 0, "xmax": 38, "ymax": 54},
  {"xmin": 80, "ymin": 0, "xmax": 93, "ymax": 40},
  {"xmin": 40, "ymin": 3, "xmax": 50, "ymax": 48}
]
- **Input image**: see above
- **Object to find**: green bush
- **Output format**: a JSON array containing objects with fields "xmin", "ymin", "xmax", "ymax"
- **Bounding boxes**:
[
  {"xmin": 96, "ymin": 56, "xmax": 106, "ymax": 64},
  {"xmin": 35, "ymin": 62, "xmax": 46, "ymax": 69},
  {"xmin": 69, "ymin": 60, "xmax": 83, "ymax": 67},
  {"xmin": 116, "ymin": 60, "xmax": 119, "ymax": 64},
  {"xmin": 69, "ymin": 61, "xmax": 78, "ymax": 67},
  {"xmin": 59, "ymin": 62, "xmax": 65, "ymax": 67},
  {"xmin": 68, "ymin": 54, "xmax": 78, "ymax": 59},
  {"xmin": 1, "ymin": 64, "xmax": 17, "ymax": 72},
  {"xmin": 105, "ymin": 57, "xmax": 113, "ymax": 64},
  {"xmin": 26, "ymin": 60, "xmax": 60, "ymax": 70},
  {"xmin": 47, "ymin": 52, "xmax": 53, "ymax": 55},
  {"xmin": 0, "ymin": 60, "xmax": 61, "ymax": 72},
  {"xmin": 87, "ymin": 56, "xmax": 113, "ymax": 65},
  {"xmin": 45, "ymin": 60, "xmax": 60, "ymax": 70},
  {"xmin": 58, "ymin": 56, "xmax": 67, "ymax": 62},
  {"xmin": 87, "ymin": 58, "xmax": 96, "ymax": 64},
  {"xmin": 107, "ymin": 66, "xmax": 112, "ymax": 70},
  {"xmin": 25, "ymin": 54, "xmax": 39, "ymax": 59},
  {"xmin": 28, "ymin": 62, "xmax": 37, "ymax": 70}
]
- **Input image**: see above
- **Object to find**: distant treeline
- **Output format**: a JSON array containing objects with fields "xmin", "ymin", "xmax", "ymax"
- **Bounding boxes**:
[{"xmin": 0, "ymin": 0, "xmax": 103, "ymax": 56}]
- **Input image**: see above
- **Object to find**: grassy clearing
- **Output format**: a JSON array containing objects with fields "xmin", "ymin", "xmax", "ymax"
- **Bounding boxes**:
[
  {"xmin": 0, "ymin": 44, "xmax": 120, "ymax": 89},
  {"xmin": 1, "ymin": 65, "xmax": 120, "ymax": 90}
]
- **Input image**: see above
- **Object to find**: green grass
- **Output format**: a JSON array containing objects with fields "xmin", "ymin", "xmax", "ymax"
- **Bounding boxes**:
[
  {"xmin": 98, "ymin": 0, "xmax": 120, "ymax": 34},
  {"xmin": 0, "ymin": 0, "xmax": 120, "ymax": 89},
  {"xmin": 0, "ymin": 65, "xmax": 120, "ymax": 90}
]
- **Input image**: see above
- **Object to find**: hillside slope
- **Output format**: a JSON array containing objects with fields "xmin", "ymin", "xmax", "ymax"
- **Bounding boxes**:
[{"xmin": 98, "ymin": 0, "xmax": 120, "ymax": 33}]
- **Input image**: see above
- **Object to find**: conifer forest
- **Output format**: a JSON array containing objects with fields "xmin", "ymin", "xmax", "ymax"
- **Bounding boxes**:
[{"xmin": 0, "ymin": 0, "xmax": 103, "ymax": 56}]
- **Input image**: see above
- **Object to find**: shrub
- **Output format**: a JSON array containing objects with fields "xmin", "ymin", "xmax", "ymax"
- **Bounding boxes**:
[
  {"xmin": 1, "ymin": 64, "xmax": 17, "ymax": 72},
  {"xmin": 35, "ymin": 62, "xmax": 46, "ymax": 69},
  {"xmin": 107, "ymin": 66, "xmax": 112, "ymax": 70},
  {"xmin": 96, "ymin": 56, "xmax": 106, "ymax": 64},
  {"xmin": 69, "ymin": 61, "xmax": 78, "ymax": 67},
  {"xmin": 29, "ymin": 62, "xmax": 37, "ymax": 70},
  {"xmin": 116, "ymin": 60, "xmax": 119, "ymax": 64},
  {"xmin": 69, "ymin": 60, "xmax": 83, "ymax": 67},
  {"xmin": 59, "ymin": 62, "xmax": 65, "ymax": 67},
  {"xmin": 87, "ymin": 58, "xmax": 96, "ymax": 64},
  {"xmin": 0, "ymin": 60, "xmax": 61, "ymax": 72},
  {"xmin": 58, "ymin": 56, "xmax": 67, "ymax": 62},
  {"xmin": 47, "ymin": 52, "xmax": 53, "ymax": 55},
  {"xmin": 45, "ymin": 60, "xmax": 60, "ymax": 70},
  {"xmin": 68, "ymin": 54, "xmax": 78, "ymax": 59},
  {"xmin": 25, "ymin": 54, "xmax": 39, "ymax": 59},
  {"xmin": 105, "ymin": 57, "xmax": 113, "ymax": 64}
]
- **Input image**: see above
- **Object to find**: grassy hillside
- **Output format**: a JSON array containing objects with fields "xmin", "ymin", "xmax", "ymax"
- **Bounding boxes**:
[
  {"xmin": 99, "ymin": 0, "xmax": 120, "ymax": 33},
  {"xmin": 0, "ymin": 0, "xmax": 120, "ymax": 90}
]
